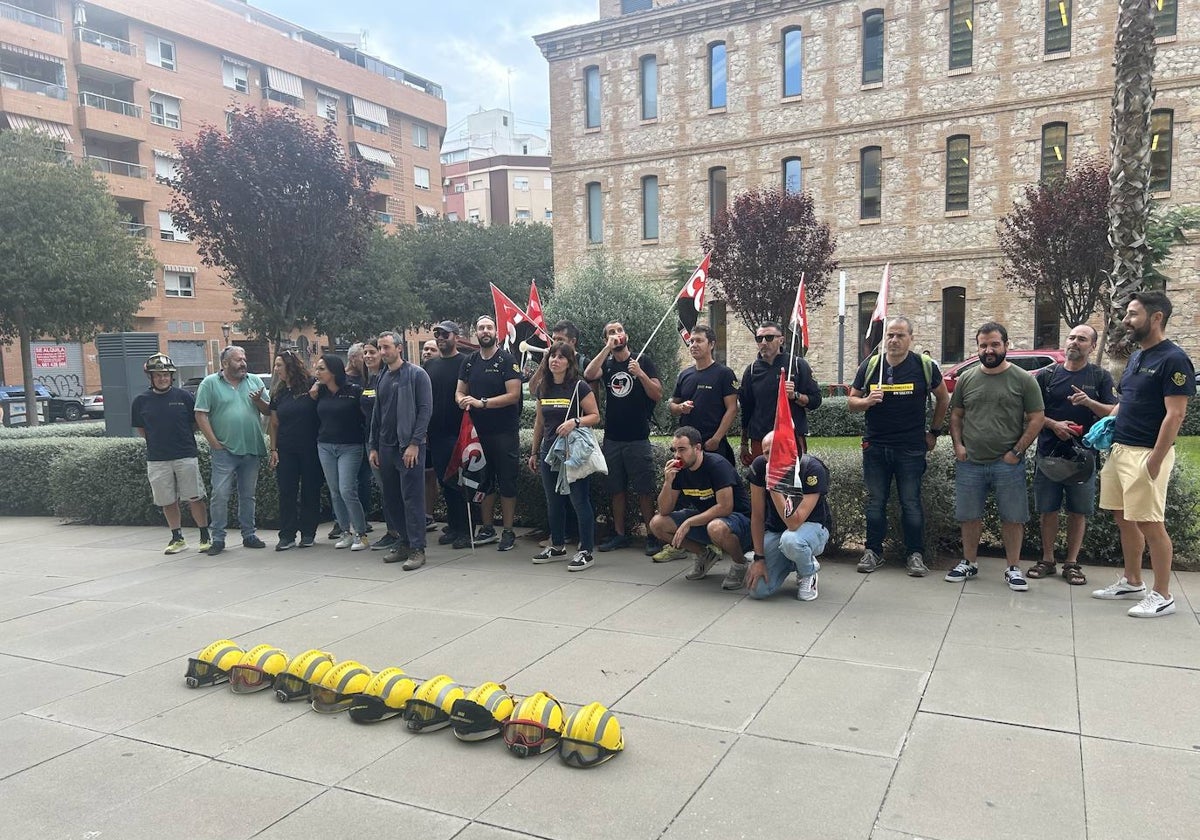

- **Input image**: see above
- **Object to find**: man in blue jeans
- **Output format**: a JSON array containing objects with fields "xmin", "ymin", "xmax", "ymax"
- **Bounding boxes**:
[
  {"xmin": 194, "ymin": 346, "xmax": 270, "ymax": 556},
  {"xmin": 848, "ymin": 316, "xmax": 949, "ymax": 576},
  {"xmin": 947, "ymin": 322, "xmax": 1045, "ymax": 590}
]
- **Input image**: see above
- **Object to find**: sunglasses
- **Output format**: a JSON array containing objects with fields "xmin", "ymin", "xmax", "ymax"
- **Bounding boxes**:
[{"xmin": 755, "ymin": 335, "xmax": 782, "ymax": 342}]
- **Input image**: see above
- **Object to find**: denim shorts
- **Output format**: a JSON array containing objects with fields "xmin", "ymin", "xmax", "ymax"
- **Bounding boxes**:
[
  {"xmin": 669, "ymin": 508, "xmax": 752, "ymax": 551},
  {"xmin": 1033, "ymin": 458, "xmax": 1097, "ymax": 515},
  {"xmin": 954, "ymin": 457, "xmax": 1030, "ymax": 523}
]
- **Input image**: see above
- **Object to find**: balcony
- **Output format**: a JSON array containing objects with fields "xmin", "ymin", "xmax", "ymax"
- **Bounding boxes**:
[
  {"xmin": 0, "ymin": 2, "xmax": 63, "ymax": 35},
  {"xmin": 0, "ymin": 70, "xmax": 71, "ymax": 123},
  {"xmin": 124, "ymin": 222, "xmax": 149, "ymax": 238},
  {"xmin": 374, "ymin": 210, "xmax": 393, "ymax": 225},
  {"xmin": 71, "ymin": 26, "xmax": 141, "ymax": 79},
  {"xmin": 77, "ymin": 91, "xmax": 145, "ymax": 141},
  {"xmin": 87, "ymin": 154, "xmax": 152, "ymax": 201}
]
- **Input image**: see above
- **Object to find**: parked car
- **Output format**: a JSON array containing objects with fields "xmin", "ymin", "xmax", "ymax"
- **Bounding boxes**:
[
  {"xmin": 0, "ymin": 384, "xmax": 86, "ymax": 423},
  {"xmin": 81, "ymin": 391, "xmax": 105, "ymax": 418},
  {"xmin": 942, "ymin": 349, "xmax": 1066, "ymax": 393},
  {"xmin": 182, "ymin": 377, "xmax": 205, "ymax": 396}
]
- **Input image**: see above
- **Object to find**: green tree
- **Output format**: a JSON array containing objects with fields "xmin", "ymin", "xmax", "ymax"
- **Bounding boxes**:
[
  {"xmin": 168, "ymin": 106, "xmax": 375, "ymax": 350},
  {"xmin": 0, "ymin": 130, "xmax": 156, "ymax": 424},
  {"xmin": 311, "ymin": 229, "xmax": 427, "ymax": 342},
  {"xmin": 1144, "ymin": 205, "xmax": 1200, "ymax": 290}
]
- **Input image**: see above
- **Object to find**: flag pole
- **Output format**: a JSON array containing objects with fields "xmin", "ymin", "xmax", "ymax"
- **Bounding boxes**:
[
  {"xmin": 635, "ymin": 302, "xmax": 676, "ymax": 362},
  {"xmin": 787, "ymin": 275, "xmax": 804, "ymax": 381}
]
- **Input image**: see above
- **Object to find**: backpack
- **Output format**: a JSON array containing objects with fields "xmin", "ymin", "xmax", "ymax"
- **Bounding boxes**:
[
  {"xmin": 862, "ymin": 352, "xmax": 935, "ymax": 394},
  {"xmin": 1035, "ymin": 363, "xmax": 1105, "ymax": 405}
]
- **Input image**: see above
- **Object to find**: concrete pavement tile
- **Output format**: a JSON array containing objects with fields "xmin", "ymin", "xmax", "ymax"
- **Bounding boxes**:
[
  {"xmin": 1071, "ymin": 589, "xmax": 1200, "ymax": 669},
  {"xmin": 613, "ymin": 641, "xmax": 796, "ymax": 731},
  {"xmin": 211, "ymin": 599, "xmax": 407, "ymax": 659},
  {"xmin": 877, "ymin": 713, "xmax": 1085, "ymax": 840},
  {"xmin": 0, "ymin": 571, "xmax": 89, "ymax": 597},
  {"xmin": 506, "ymin": 629, "xmax": 681, "ymax": 707},
  {"xmin": 254, "ymin": 789, "xmax": 467, "ymax": 839},
  {"xmin": 0, "ymin": 594, "xmax": 73, "ymax": 622},
  {"xmin": 0, "ymin": 515, "xmax": 70, "ymax": 540},
  {"xmin": 1077, "ymin": 658, "xmax": 1200, "ymax": 750},
  {"xmin": 807, "ymin": 604, "xmax": 951, "ymax": 670},
  {"xmin": 749, "ymin": 658, "xmax": 926, "ymax": 757},
  {"xmin": 0, "ymin": 734, "xmax": 206, "ymax": 837},
  {"xmin": 871, "ymin": 829, "xmax": 951, "ymax": 840},
  {"xmin": 73, "ymin": 567, "xmax": 318, "ymax": 611},
  {"xmin": 319, "ymin": 608, "xmax": 490, "ymax": 667},
  {"xmin": 847, "ymin": 571, "xmax": 963, "ymax": 615},
  {"xmin": 0, "ymin": 653, "xmax": 34, "ymax": 677},
  {"xmin": 696, "ymin": 597, "xmax": 841, "ymax": 655},
  {"xmin": 945, "ymin": 591, "xmax": 1075, "ymax": 656},
  {"xmin": 3, "ymin": 602, "xmax": 201, "ymax": 661},
  {"xmin": 0, "ymin": 546, "xmax": 168, "ymax": 578},
  {"xmin": 226, "ymin": 550, "xmax": 402, "ymax": 580},
  {"xmin": 450, "ymin": 825, "xmax": 546, "ymax": 840},
  {"xmin": 957, "ymin": 560, "xmax": 1075, "ymax": 600},
  {"xmin": 921, "ymin": 642, "xmax": 1079, "ymax": 733},
  {"xmin": 225, "ymin": 574, "xmax": 393, "ymax": 620},
  {"xmin": 479, "ymin": 716, "xmax": 732, "ymax": 840},
  {"xmin": 351, "ymin": 567, "xmax": 569, "ymax": 615},
  {"xmin": 1082, "ymin": 736, "xmax": 1200, "ymax": 840},
  {"xmin": 43, "ymin": 561, "xmax": 202, "ymax": 600},
  {"xmin": 664, "ymin": 735, "xmax": 895, "ymax": 840},
  {"xmin": 221, "ymin": 711, "xmax": 415, "ymax": 786},
  {"xmin": 0, "ymin": 598, "xmax": 134, "ymax": 644},
  {"xmin": 29, "ymin": 660, "xmax": 209, "ymax": 733},
  {"xmin": 1171, "ymin": 570, "xmax": 1200, "ymax": 612},
  {"xmin": 82, "ymin": 759, "xmax": 323, "ymax": 840},
  {"xmin": 446, "ymin": 544, "xmax": 687, "ymax": 586},
  {"xmin": 0, "ymin": 714, "xmax": 101, "ymax": 780},
  {"xmin": 595, "ymin": 583, "xmax": 740, "ymax": 639},
  {"xmin": 403, "ymin": 618, "xmax": 581, "ymax": 685},
  {"xmin": 504, "ymin": 578, "xmax": 654, "ymax": 627},
  {"xmin": 0, "ymin": 660, "xmax": 117, "ymax": 719}
]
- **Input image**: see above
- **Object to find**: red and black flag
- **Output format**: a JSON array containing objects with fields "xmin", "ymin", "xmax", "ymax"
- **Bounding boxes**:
[
  {"xmin": 489, "ymin": 283, "xmax": 538, "ymax": 352},
  {"xmin": 676, "ymin": 253, "xmax": 710, "ymax": 343},
  {"xmin": 445, "ymin": 412, "xmax": 488, "ymax": 502}
]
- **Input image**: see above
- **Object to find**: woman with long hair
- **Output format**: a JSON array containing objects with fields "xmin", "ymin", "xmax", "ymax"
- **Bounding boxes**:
[
  {"xmin": 313, "ymin": 353, "xmax": 369, "ymax": 550},
  {"xmin": 527, "ymin": 341, "xmax": 601, "ymax": 571},
  {"xmin": 269, "ymin": 350, "xmax": 322, "ymax": 550}
]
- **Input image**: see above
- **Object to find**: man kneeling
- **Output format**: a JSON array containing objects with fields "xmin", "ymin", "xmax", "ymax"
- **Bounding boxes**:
[{"xmin": 746, "ymin": 432, "xmax": 832, "ymax": 601}]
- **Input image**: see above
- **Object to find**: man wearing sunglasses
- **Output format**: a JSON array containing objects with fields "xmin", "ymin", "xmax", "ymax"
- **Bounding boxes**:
[
  {"xmin": 738, "ymin": 322, "xmax": 821, "ymax": 467},
  {"xmin": 425, "ymin": 321, "xmax": 471, "ymax": 550}
]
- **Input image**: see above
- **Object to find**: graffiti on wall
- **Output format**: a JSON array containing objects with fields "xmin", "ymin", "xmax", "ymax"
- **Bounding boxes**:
[{"xmin": 34, "ymin": 373, "xmax": 83, "ymax": 398}]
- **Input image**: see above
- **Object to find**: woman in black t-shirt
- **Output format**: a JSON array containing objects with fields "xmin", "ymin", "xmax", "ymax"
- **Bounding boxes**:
[
  {"xmin": 314, "ymin": 354, "xmax": 368, "ymax": 550},
  {"xmin": 528, "ymin": 342, "xmax": 601, "ymax": 570},
  {"xmin": 268, "ymin": 351, "xmax": 321, "ymax": 550}
]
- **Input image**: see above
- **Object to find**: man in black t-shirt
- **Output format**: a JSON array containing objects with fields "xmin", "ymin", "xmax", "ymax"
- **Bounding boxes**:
[
  {"xmin": 1096, "ymin": 292, "xmax": 1196, "ymax": 618},
  {"xmin": 848, "ymin": 317, "xmax": 948, "ymax": 577},
  {"xmin": 745, "ymin": 432, "xmax": 831, "ymax": 602},
  {"xmin": 649, "ymin": 426, "xmax": 753, "ymax": 591},
  {"xmin": 671, "ymin": 325, "xmax": 738, "ymax": 465},
  {"xmin": 738, "ymin": 321, "xmax": 821, "ymax": 466},
  {"xmin": 425, "ymin": 320, "xmax": 470, "ymax": 549},
  {"xmin": 132, "ymin": 353, "xmax": 210, "ymax": 555},
  {"xmin": 584, "ymin": 320, "xmax": 663, "ymax": 556},
  {"xmin": 456, "ymin": 315, "xmax": 523, "ymax": 552}
]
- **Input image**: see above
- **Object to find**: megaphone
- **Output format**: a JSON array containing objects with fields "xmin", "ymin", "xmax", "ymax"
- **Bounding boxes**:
[{"xmin": 519, "ymin": 340, "xmax": 548, "ymax": 355}]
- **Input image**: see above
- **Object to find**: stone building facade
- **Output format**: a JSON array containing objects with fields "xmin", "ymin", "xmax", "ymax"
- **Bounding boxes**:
[{"xmin": 536, "ymin": 0, "xmax": 1198, "ymax": 385}]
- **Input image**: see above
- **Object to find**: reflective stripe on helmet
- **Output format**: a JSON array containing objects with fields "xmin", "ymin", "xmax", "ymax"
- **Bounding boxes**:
[
  {"xmin": 335, "ymin": 666, "xmax": 369, "ymax": 694},
  {"xmin": 299, "ymin": 653, "xmax": 332, "ymax": 681}
]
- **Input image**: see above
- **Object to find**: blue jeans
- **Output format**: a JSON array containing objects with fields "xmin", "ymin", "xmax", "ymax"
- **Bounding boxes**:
[
  {"xmin": 751, "ymin": 524, "xmax": 828, "ymax": 599},
  {"xmin": 318, "ymin": 442, "xmax": 366, "ymax": 535},
  {"xmin": 955, "ymin": 457, "xmax": 1030, "ymax": 523},
  {"xmin": 863, "ymin": 443, "xmax": 928, "ymax": 554},
  {"xmin": 209, "ymin": 448, "xmax": 260, "ymax": 543},
  {"xmin": 539, "ymin": 449, "xmax": 595, "ymax": 552}
]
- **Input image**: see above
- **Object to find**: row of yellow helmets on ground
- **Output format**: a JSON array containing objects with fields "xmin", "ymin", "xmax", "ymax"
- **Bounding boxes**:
[{"xmin": 184, "ymin": 639, "xmax": 623, "ymax": 767}]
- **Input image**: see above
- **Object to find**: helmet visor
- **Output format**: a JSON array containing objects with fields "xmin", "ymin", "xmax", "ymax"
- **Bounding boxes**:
[
  {"xmin": 503, "ymin": 720, "xmax": 560, "ymax": 754},
  {"xmin": 185, "ymin": 657, "xmax": 229, "ymax": 688},
  {"xmin": 229, "ymin": 665, "xmax": 273, "ymax": 694},
  {"xmin": 403, "ymin": 699, "xmax": 451, "ymax": 731},
  {"xmin": 272, "ymin": 673, "xmax": 311, "ymax": 702},
  {"xmin": 311, "ymin": 687, "xmax": 354, "ymax": 714},
  {"xmin": 348, "ymin": 694, "xmax": 403, "ymax": 724},
  {"xmin": 560, "ymin": 738, "xmax": 618, "ymax": 768}
]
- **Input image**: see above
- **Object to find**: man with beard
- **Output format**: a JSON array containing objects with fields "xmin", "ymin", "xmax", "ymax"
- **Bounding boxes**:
[
  {"xmin": 947, "ymin": 322, "xmax": 1044, "ymax": 590},
  {"xmin": 1094, "ymin": 292, "xmax": 1195, "ymax": 617},
  {"xmin": 738, "ymin": 321, "xmax": 822, "ymax": 465},
  {"xmin": 425, "ymin": 321, "xmax": 470, "ymax": 550},
  {"xmin": 1025, "ymin": 325, "xmax": 1115, "ymax": 587},
  {"xmin": 456, "ymin": 315, "xmax": 523, "ymax": 551},
  {"xmin": 670, "ymin": 325, "xmax": 739, "ymax": 465}
]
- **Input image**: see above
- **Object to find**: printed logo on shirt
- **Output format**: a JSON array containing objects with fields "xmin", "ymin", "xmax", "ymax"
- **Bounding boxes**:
[
  {"xmin": 806, "ymin": 474, "xmax": 818, "ymax": 487},
  {"xmin": 540, "ymin": 398, "xmax": 572, "ymax": 408},
  {"xmin": 870, "ymin": 383, "xmax": 915, "ymax": 395},
  {"xmin": 1173, "ymin": 371, "xmax": 1186, "ymax": 386},
  {"xmin": 681, "ymin": 487, "xmax": 715, "ymax": 502},
  {"xmin": 609, "ymin": 371, "xmax": 634, "ymax": 398}
]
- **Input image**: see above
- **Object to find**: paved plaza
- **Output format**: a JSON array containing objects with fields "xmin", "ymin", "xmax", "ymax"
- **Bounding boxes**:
[{"xmin": 2, "ymin": 515, "xmax": 1199, "ymax": 840}]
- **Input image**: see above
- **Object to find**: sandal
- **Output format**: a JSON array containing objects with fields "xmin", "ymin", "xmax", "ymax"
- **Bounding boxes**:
[
  {"xmin": 1062, "ymin": 564, "xmax": 1087, "ymax": 586},
  {"xmin": 1026, "ymin": 560, "xmax": 1057, "ymax": 579}
]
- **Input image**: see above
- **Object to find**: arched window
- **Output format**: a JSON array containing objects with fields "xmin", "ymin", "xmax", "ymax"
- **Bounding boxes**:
[
  {"xmin": 1040, "ymin": 122, "xmax": 1067, "ymax": 183},
  {"xmin": 942, "ymin": 286, "xmax": 966, "ymax": 363},
  {"xmin": 860, "ymin": 146, "xmax": 882, "ymax": 220},
  {"xmin": 641, "ymin": 175, "xmax": 659, "ymax": 240},
  {"xmin": 584, "ymin": 66, "xmax": 601, "ymax": 129},
  {"xmin": 708, "ymin": 42, "xmax": 727, "ymax": 109},
  {"xmin": 586, "ymin": 182, "xmax": 603, "ymax": 243},
  {"xmin": 782, "ymin": 157, "xmax": 802, "ymax": 196},
  {"xmin": 945, "ymin": 135, "xmax": 970, "ymax": 212},
  {"xmin": 639, "ymin": 55, "xmax": 658, "ymax": 120},
  {"xmin": 708, "ymin": 166, "xmax": 727, "ymax": 227},
  {"xmin": 782, "ymin": 27, "xmax": 802, "ymax": 97},
  {"xmin": 858, "ymin": 291, "xmax": 879, "ymax": 362},
  {"xmin": 862, "ymin": 10, "xmax": 884, "ymax": 84},
  {"xmin": 1150, "ymin": 108, "xmax": 1174, "ymax": 192},
  {"xmin": 1045, "ymin": 0, "xmax": 1071, "ymax": 54}
]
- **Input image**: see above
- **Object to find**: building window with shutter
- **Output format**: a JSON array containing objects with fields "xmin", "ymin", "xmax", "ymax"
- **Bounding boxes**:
[
  {"xmin": 1149, "ymin": 108, "xmax": 1173, "ymax": 192},
  {"xmin": 860, "ymin": 147, "xmax": 882, "ymax": 220},
  {"xmin": 642, "ymin": 175, "xmax": 659, "ymax": 240},
  {"xmin": 164, "ymin": 271, "xmax": 195, "ymax": 298},
  {"xmin": 708, "ymin": 166, "xmax": 727, "ymax": 227},
  {"xmin": 149, "ymin": 93, "xmax": 181, "ymax": 129},
  {"xmin": 862, "ymin": 10, "xmax": 884, "ymax": 84},
  {"xmin": 949, "ymin": 0, "xmax": 973, "ymax": 69},
  {"xmin": 1045, "ymin": 0, "xmax": 1071, "ymax": 54},
  {"xmin": 1040, "ymin": 122, "xmax": 1067, "ymax": 183},
  {"xmin": 222, "ymin": 58, "xmax": 248, "ymax": 93},
  {"xmin": 942, "ymin": 287, "xmax": 966, "ymax": 363},
  {"xmin": 584, "ymin": 66, "xmax": 601, "ymax": 129},
  {"xmin": 1155, "ymin": 0, "xmax": 1177, "ymax": 38},
  {"xmin": 640, "ymin": 54, "xmax": 658, "ymax": 120},
  {"xmin": 945, "ymin": 135, "xmax": 970, "ymax": 212},
  {"xmin": 586, "ymin": 182, "xmax": 603, "ymax": 243},
  {"xmin": 414, "ymin": 166, "xmax": 431, "ymax": 190}
]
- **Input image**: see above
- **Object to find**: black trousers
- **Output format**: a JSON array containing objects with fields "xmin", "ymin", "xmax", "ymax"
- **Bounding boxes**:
[
  {"xmin": 276, "ymin": 447, "xmax": 323, "ymax": 542},
  {"xmin": 429, "ymin": 433, "xmax": 469, "ymax": 537}
]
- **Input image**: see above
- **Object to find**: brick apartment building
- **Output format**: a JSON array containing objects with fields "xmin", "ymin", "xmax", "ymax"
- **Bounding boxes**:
[
  {"xmin": 535, "ymin": 0, "xmax": 1198, "ymax": 385},
  {"xmin": 0, "ymin": 0, "xmax": 445, "ymax": 394},
  {"xmin": 441, "ymin": 108, "xmax": 553, "ymax": 225}
]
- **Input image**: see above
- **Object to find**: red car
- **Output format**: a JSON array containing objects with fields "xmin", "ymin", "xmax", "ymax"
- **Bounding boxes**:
[{"xmin": 942, "ymin": 349, "xmax": 1066, "ymax": 393}]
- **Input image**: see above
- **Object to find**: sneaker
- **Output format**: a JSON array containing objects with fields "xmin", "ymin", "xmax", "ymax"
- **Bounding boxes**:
[
  {"xmin": 350, "ymin": 535, "xmax": 370, "ymax": 551},
  {"xmin": 567, "ymin": 550, "xmax": 594, "ymax": 572},
  {"xmin": 207, "ymin": 540, "xmax": 225, "ymax": 556},
  {"xmin": 401, "ymin": 549, "xmax": 427, "ymax": 571},
  {"xmin": 1091, "ymin": 577, "xmax": 1147, "ymax": 600},
  {"xmin": 1128, "ymin": 591, "xmax": 1176, "ymax": 618},
  {"xmin": 452, "ymin": 534, "xmax": 471, "ymax": 550},
  {"xmin": 797, "ymin": 561, "xmax": 821, "ymax": 601},
  {"xmin": 652, "ymin": 545, "xmax": 690, "ymax": 564},
  {"xmin": 327, "ymin": 525, "xmax": 343, "ymax": 540},
  {"xmin": 164, "ymin": 538, "xmax": 188, "ymax": 555},
  {"xmin": 944, "ymin": 560, "xmax": 978, "ymax": 582},
  {"xmin": 243, "ymin": 536, "xmax": 266, "ymax": 549},
  {"xmin": 298, "ymin": 535, "xmax": 315, "ymax": 548},
  {"xmin": 275, "ymin": 539, "xmax": 296, "ymax": 552},
  {"xmin": 644, "ymin": 536, "xmax": 663, "ymax": 557},
  {"xmin": 721, "ymin": 561, "xmax": 748, "ymax": 591},
  {"xmin": 372, "ymin": 534, "xmax": 398, "ymax": 552},
  {"xmin": 532, "ymin": 546, "xmax": 568, "ymax": 564},
  {"xmin": 1005, "ymin": 565, "xmax": 1029, "ymax": 592},
  {"xmin": 197, "ymin": 537, "xmax": 212, "ymax": 552},
  {"xmin": 497, "ymin": 529, "xmax": 516, "ymax": 552},
  {"xmin": 425, "ymin": 516, "xmax": 438, "ymax": 532},
  {"xmin": 905, "ymin": 552, "xmax": 929, "ymax": 577},
  {"xmin": 597, "ymin": 533, "xmax": 630, "ymax": 552},
  {"xmin": 334, "ymin": 533, "xmax": 354, "ymax": 549},
  {"xmin": 383, "ymin": 544, "xmax": 411, "ymax": 564},
  {"xmin": 437, "ymin": 531, "xmax": 460, "ymax": 546},
  {"xmin": 686, "ymin": 545, "xmax": 723, "ymax": 581},
  {"xmin": 857, "ymin": 549, "xmax": 883, "ymax": 574},
  {"xmin": 475, "ymin": 526, "xmax": 499, "ymax": 545}
]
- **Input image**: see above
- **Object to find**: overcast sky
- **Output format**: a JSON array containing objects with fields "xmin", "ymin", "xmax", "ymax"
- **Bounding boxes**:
[{"xmin": 251, "ymin": 0, "xmax": 596, "ymax": 139}]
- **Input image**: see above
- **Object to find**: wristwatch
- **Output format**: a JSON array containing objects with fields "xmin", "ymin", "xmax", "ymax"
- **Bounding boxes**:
[
  {"xmin": 481, "ymin": 397, "xmax": 489, "ymax": 408},
  {"xmin": 1009, "ymin": 448, "xmax": 1022, "ymax": 458},
  {"xmin": 927, "ymin": 428, "xmax": 942, "ymax": 437}
]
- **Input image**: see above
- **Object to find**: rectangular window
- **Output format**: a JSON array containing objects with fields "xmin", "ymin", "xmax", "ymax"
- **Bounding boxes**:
[
  {"xmin": 584, "ymin": 66, "xmax": 601, "ymax": 129},
  {"xmin": 782, "ymin": 28, "xmax": 802, "ymax": 97},
  {"xmin": 222, "ymin": 59, "xmax": 248, "ymax": 93},
  {"xmin": 159, "ymin": 210, "xmax": 188, "ymax": 241},
  {"xmin": 468, "ymin": 209, "xmax": 481, "ymax": 222},
  {"xmin": 1040, "ymin": 122, "xmax": 1067, "ymax": 183},
  {"xmin": 708, "ymin": 166, "xmax": 727, "ymax": 227},
  {"xmin": 149, "ymin": 93, "xmax": 181, "ymax": 129},
  {"xmin": 860, "ymin": 147, "xmax": 882, "ymax": 220},
  {"xmin": 545, "ymin": 209, "xmax": 553, "ymax": 220},
  {"xmin": 454, "ymin": 183, "xmax": 466, "ymax": 193},
  {"xmin": 153, "ymin": 153, "xmax": 179, "ymax": 181},
  {"xmin": 1045, "ymin": 0, "xmax": 1071, "ymax": 54},
  {"xmin": 147, "ymin": 36, "xmax": 176, "ymax": 70},
  {"xmin": 783, "ymin": 157, "xmax": 802, "ymax": 196},
  {"xmin": 862, "ymin": 10, "xmax": 884, "ymax": 84},
  {"xmin": 317, "ymin": 91, "xmax": 338, "ymax": 122},
  {"xmin": 708, "ymin": 42, "xmax": 727, "ymax": 109},
  {"xmin": 858, "ymin": 292, "xmax": 880, "ymax": 362},
  {"xmin": 413, "ymin": 166, "xmax": 431, "ymax": 190},
  {"xmin": 949, "ymin": 0, "xmax": 973, "ymax": 69},
  {"xmin": 1155, "ymin": 0, "xmax": 1178, "ymax": 38},
  {"xmin": 640, "ymin": 54, "xmax": 658, "ymax": 120},
  {"xmin": 412, "ymin": 123, "xmax": 429, "ymax": 149},
  {"xmin": 586, "ymin": 182, "xmax": 603, "ymax": 244},
  {"xmin": 516, "ymin": 209, "xmax": 531, "ymax": 221},
  {"xmin": 513, "ymin": 176, "xmax": 530, "ymax": 191},
  {"xmin": 164, "ymin": 271, "xmax": 194, "ymax": 298},
  {"xmin": 945, "ymin": 135, "xmax": 970, "ymax": 212},
  {"xmin": 942, "ymin": 286, "xmax": 966, "ymax": 363},
  {"xmin": 642, "ymin": 175, "xmax": 659, "ymax": 240},
  {"xmin": 1150, "ymin": 109, "xmax": 1173, "ymax": 192},
  {"xmin": 543, "ymin": 177, "xmax": 552, "ymax": 190}
]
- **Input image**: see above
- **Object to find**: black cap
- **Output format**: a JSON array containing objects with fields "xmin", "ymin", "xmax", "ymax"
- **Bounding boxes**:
[{"xmin": 434, "ymin": 320, "xmax": 460, "ymax": 335}]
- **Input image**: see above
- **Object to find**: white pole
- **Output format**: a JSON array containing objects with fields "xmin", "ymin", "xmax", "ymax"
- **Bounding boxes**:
[
  {"xmin": 787, "ymin": 274, "xmax": 804, "ymax": 380},
  {"xmin": 635, "ymin": 300, "xmax": 677, "ymax": 362}
]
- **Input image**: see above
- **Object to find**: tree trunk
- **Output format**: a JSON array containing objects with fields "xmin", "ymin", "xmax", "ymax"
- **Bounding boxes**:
[
  {"xmin": 16, "ymin": 307, "xmax": 39, "ymax": 427},
  {"xmin": 1103, "ymin": 0, "xmax": 1158, "ymax": 362}
]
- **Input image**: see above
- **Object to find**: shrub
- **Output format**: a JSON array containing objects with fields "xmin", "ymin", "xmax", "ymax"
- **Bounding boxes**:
[
  {"xmin": 0, "ymin": 439, "xmax": 89, "ymax": 515},
  {"xmin": 807, "ymin": 397, "xmax": 865, "ymax": 438},
  {"xmin": 0, "ymin": 421, "xmax": 106, "ymax": 439}
]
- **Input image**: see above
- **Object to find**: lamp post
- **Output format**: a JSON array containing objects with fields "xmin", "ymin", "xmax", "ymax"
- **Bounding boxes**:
[
  {"xmin": 837, "ymin": 271, "xmax": 846, "ymax": 387},
  {"xmin": 221, "ymin": 323, "xmax": 232, "ymax": 345}
]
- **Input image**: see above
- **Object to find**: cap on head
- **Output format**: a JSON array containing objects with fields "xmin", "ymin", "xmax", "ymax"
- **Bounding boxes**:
[{"xmin": 435, "ymin": 320, "xmax": 461, "ymax": 335}]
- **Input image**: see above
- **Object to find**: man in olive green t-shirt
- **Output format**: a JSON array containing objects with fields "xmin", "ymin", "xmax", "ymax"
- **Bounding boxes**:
[{"xmin": 947, "ymin": 322, "xmax": 1045, "ymax": 591}]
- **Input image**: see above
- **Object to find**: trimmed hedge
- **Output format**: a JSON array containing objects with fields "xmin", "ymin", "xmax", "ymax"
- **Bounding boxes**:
[{"xmin": 0, "ymin": 421, "xmax": 106, "ymax": 440}]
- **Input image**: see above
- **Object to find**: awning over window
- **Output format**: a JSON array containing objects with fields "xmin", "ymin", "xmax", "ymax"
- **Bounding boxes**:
[
  {"xmin": 153, "ymin": 148, "xmax": 181, "ymax": 160},
  {"xmin": 163, "ymin": 264, "xmax": 197, "ymax": 274},
  {"xmin": 265, "ymin": 66, "xmax": 304, "ymax": 100},
  {"xmin": 4, "ymin": 115, "xmax": 73, "ymax": 144},
  {"xmin": 415, "ymin": 204, "xmax": 438, "ymax": 218},
  {"xmin": 0, "ymin": 41, "xmax": 63, "ymax": 64},
  {"xmin": 221, "ymin": 55, "xmax": 250, "ymax": 68},
  {"xmin": 353, "ymin": 143, "xmax": 395, "ymax": 168},
  {"xmin": 350, "ymin": 96, "xmax": 389, "ymax": 127}
]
